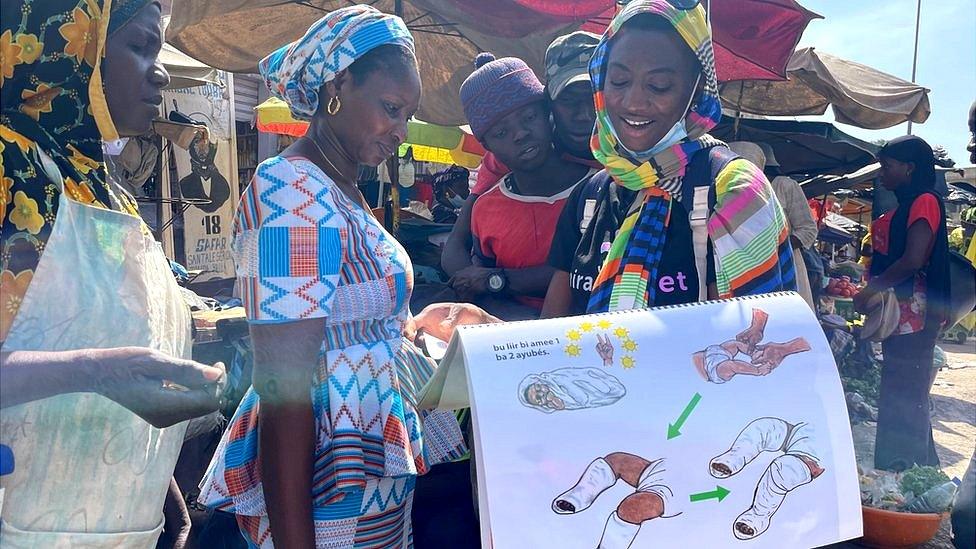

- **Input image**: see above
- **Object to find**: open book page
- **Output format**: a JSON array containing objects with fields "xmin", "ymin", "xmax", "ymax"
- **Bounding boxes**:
[{"xmin": 420, "ymin": 292, "xmax": 862, "ymax": 548}]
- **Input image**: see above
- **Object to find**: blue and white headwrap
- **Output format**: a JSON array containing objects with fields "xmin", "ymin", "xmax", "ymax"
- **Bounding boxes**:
[{"xmin": 259, "ymin": 5, "xmax": 414, "ymax": 120}]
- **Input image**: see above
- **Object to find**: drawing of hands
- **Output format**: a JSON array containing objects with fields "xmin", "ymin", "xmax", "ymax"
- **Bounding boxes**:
[
  {"xmin": 736, "ymin": 329, "xmax": 761, "ymax": 350},
  {"xmin": 596, "ymin": 333, "xmax": 614, "ymax": 367},
  {"xmin": 752, "ymin": 344, "xmax": 787, "ymax": 369},
  {"xmin": 753, "ymin": 338, "xmax": 810, "ymax": 370},
  {"xmin": 735, "ymin": 309, "xmax": 769, "ymax": 351}
]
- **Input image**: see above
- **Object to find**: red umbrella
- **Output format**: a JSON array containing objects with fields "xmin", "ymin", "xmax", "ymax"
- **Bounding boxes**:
[
  {"xmin": 709, "ymin": 0, "xmax": 822, "ymax": 82},
  {"xmin": 558, "ymin": 0, "xmax": 822, "ymax": 82},
  {"xmin": 439, "ymin": 0, "xmax": 821, "ymax": 82},
  {"xmin": 413, "ymin": 0, "xmax": 606, "ymax": 39}
]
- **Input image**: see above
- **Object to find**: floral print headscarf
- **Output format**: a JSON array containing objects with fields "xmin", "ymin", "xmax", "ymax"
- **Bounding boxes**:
[{"xmin": 0, "ymin": 0, "xmax": 149, "ymax": 341}]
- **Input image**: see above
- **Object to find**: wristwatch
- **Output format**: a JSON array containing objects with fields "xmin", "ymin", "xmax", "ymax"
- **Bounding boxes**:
[{"xmin": 487, "ymin": 269, "xmax": 508, "ymax": 294}]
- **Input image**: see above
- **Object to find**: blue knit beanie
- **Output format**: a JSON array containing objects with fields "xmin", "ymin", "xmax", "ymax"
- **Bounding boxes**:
[{"xmin": 460, "ymin": 53, "xmax": 545, "ymax": 141}]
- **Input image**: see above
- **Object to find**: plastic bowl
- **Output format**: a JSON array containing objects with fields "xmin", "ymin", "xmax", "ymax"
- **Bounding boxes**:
[{"xmin": 859, "ymin": 505, "xmax": 944, "ymax": 548}]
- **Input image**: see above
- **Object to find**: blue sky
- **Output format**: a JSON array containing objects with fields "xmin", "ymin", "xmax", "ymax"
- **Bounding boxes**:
[{"xmin": 794, "ymin": 0, "xmax": 975, "ymax": 165}]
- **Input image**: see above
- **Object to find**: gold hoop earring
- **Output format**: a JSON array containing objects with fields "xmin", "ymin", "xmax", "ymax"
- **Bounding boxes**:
[{"xmin": 327, "ymin": 96, "xmax": 341, "ymax": 116}]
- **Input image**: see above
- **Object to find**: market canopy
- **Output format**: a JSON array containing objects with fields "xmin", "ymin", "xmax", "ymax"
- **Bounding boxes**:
[
  {"xmin": 169, "ymin": 0, "xmax": 567, "ymax": 125},
  {"xmin": 160, "ymin": 43, "xmax": 221, "ymax": 89},
  {"xmin": 800, "ymin": 162, "xmax": 880, "ymax": 199},
  {"xmin": 255, "ymin": 97, "xmax": 486, "ymax": 167},
  {"xmin": 819, "ymin": 212, "xmax": 863, "ymax": 245},
  {"xmin": 948, "ymin": 181, "xmax": 976, "ymax": 205},
  {"xmin": 720, "ymin": 47, "xmax": 931, "ymax": 130},
  {"xmin": 397, "ymin": 120, "xmax": 485, "ymax": 169},
  {"xmin": 168, "ymin": 0, "xmax": 818, "ymax": 125},
  {"xmin": 712, "ymin": 116, "xmax": 879, "ymax": 177}
]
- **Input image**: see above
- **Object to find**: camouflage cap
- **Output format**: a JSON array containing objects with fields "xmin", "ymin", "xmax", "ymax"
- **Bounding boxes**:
[{"xmin": 545, "ymin": 31, "xmax": 600, "ymax": 100}]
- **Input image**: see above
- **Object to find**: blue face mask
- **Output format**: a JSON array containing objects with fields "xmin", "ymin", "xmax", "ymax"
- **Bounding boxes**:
[
  {"xmin": 627, "ymin": 73, "xmax": 701, "ymax": 160},
  {"xmin": 644, "ymin": 117, "xmax": 689, "ymax": 157}
]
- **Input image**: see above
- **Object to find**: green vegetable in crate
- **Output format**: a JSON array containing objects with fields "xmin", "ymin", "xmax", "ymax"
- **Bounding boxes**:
[
  {"xmin": 900, "ymin": 465, "xmax": 950, "ymax": 498},
  {"xmin": 833, "ymin": 263, "xmax": 863, "ymax": 281}
]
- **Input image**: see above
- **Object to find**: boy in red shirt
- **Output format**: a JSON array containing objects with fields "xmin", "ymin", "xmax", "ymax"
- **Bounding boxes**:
[
  {"xmin": 441, "ymin": 32, "xmax": 600, "ymax": 289},
  {"xmin": 452, "ymin": 53, "xmax": 592, "ymax": 316}
]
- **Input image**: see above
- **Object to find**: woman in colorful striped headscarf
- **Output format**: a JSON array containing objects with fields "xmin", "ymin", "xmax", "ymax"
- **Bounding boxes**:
[
  {"xmin": 542, "ymin": 0, "xmax": 796, "ymax": 317},
  {"xmin": 197, "ymin": 5, "xmax": 464, "ymax": 547}
]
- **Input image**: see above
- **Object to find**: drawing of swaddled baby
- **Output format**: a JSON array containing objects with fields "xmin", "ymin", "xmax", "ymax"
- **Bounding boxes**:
[{"xmin": 518, "ymin": 368, "xmax": 626, "ymax": 413}]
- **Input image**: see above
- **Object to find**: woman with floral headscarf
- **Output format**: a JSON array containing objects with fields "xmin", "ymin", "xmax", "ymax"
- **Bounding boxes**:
[
  {"xmin": 197, "ymin": 6, "xmax": 465, "ymax": 547},
  {"xmin": 0, "ymin": 0, "xmax": 223, "ymax": 546},
  {"xmin": 542, "ymin": 0, "xmax": 796, "ymax": 318}
]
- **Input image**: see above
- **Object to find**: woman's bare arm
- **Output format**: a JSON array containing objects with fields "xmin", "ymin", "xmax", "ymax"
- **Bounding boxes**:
[{"xmin": 251, "ymin": 318, "xmax": 325, "ymax": 548}]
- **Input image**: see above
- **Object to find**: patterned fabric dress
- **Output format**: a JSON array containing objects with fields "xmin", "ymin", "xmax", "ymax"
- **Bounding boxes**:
[{"xmin": 198, "ymin": 156, "xmax": 465, "ymax": 548}]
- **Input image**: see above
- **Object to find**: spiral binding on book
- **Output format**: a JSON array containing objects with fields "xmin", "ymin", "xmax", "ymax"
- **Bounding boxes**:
[{"xmin": 457, "ymin": 291, "xmax": 800, "ymax": 330}]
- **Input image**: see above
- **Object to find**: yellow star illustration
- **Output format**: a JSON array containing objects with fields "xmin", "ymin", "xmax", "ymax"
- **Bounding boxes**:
[
  {"xmin": 566, "ymin": 329, "xmax": 582, "ymax": 341},
  {"xmin": 565, "ymin": 344, "xmax": 582, "ymax": 357},
  {"xmin": 621, "ymin": 356, "xmax": 636, "ymax": 369},
  {"xmin": 614, "ymin": 327, "xmax": 630, "ymax": 339},
  {"xmin": 622, "ymin": 339, "xmax": 638, "ymax": 352},
  {"xmin": 580, "ymin": 321, "xmax": 595, "ymax": 333},
  {"xmin": 597, "ymin": 319, "xmax": 613, "ymax": 330}
]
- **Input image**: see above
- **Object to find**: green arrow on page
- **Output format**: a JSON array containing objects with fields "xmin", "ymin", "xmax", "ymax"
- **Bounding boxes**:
[
  {"xmin": 689, "ymin": 486, "xmax": 731, "ymax": 503},
  {"xmin": 667, "ymin": 392, "xmax": 702, "ymax": 439}
]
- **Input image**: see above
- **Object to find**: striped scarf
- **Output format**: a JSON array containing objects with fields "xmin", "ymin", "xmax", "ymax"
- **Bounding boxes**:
[{"xmin": 587, "ymin": 0, "xmax": 794, "ymax": 312}]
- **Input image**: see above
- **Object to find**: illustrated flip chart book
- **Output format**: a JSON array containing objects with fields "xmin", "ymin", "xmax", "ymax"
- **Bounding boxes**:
[{"xmin": 419, "ymin": 293, "xmax": 863, "ymax": 548}]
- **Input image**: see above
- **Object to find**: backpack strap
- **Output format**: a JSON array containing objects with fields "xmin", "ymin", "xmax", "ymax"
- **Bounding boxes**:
[
  {"xmin": 575, "ymin": 171, "xmax": 612, "ymax": 234},
  {"xmin": 573, "ymin": 150, "xmax": 736, "ymax": 301},
  {"xmin": 682, "ymin": 145, "xmax": 739, "ymax": 300}
]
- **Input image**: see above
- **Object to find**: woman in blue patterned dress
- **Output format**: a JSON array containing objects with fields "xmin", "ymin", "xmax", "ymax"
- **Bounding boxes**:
[{"xmin": 198, "ymin": 6, "xmax": 465, "ymax": 547}]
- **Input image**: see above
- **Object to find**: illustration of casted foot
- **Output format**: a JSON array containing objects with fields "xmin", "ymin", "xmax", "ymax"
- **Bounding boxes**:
[
  {"xmin": 692, "ymin": 309, "xmax": 811, "ymax": 384},
  {"xmin": 519, "ymin": 368, "xmax": 626, "ymax": 413},
  {"xmin": 552, "ymin": 453, "xmax": 679, "ymax": 548},
  {"xmin": 709, "ymin": 417, "xmax": 825, "ymax": 540}
]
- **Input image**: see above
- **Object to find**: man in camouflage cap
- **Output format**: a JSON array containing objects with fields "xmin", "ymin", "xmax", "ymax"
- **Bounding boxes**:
[{"xmin": 545, "ymin": 31, "xmax": 601, "ymax": 161}]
